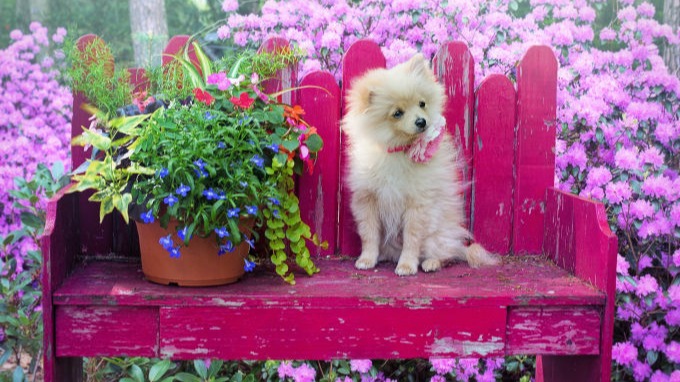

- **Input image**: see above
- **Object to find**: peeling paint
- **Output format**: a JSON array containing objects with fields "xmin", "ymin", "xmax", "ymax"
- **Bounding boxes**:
[
  {"xmin": 427, "ymin": 337, "xmax": 504, "ymax": 356},
  {"xmin": 210, "ymin": 298, "xmax": 245, "ymax": 307}
]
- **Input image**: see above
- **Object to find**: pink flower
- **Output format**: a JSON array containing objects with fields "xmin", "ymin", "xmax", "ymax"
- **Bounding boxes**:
[
  {"xmin": 605, "ymin": 182, "xmax": 632, "ymax": 204},
  {"xmin": 429, "ymin": 358, "xmax": 456, "ymax": 375},
  {"xmin": 207, "ymin": 72, "xmax": 231, "ymax": 91},
  {"xmin": 613, "ymin": 342, "xmax": 638, "ymax": 366},
  {"xmin": 628, "ymin": 200, "xmax": 656, "ymax": 220},
  {"xmin": 600, "ymin": 27, "xmax": 617, "ymax": 41},
  {"xmin": 635, "ymin": 274, "xmax": 659, "ymax": 296},
  {"xmin": 669, "ymin": 285, "xmax": 680, "ymax": 307},
  {"xmin": 221, "ymin": 0, "xmax": 239, "ymax": 13},
  {"xmin": 350, "ymin": 359, "xmax": 372, "ymax": 373},
  {"xmin": 217, "ymin": 25, "xmax": 231, "ymax": 40},
  {"xmin": 614, "ymin": 147, "xmax": 640, "ymax": 170},
  {"xmin": 667, "ymin": 309, "xmax": 680, "ymax": 326},
  {"xmin": 586, "ymin": 167, "xmax": 612, "ymax": 188},
  {"xmin": 641, "ymin": 175, "xmax": 673, "ymax": 199},
  {"xmin": 668, "ymin": 342, "xmax": 680, "ymax": 363},
  {"xmin": 292, "ymin": 364, "xmax": 316, "ymax": 382},
  {"xmin": 278, "ymin": 361, "xmax": 294, "ymax": 378},
  {"xmin": 633, "ymin": 360, "xmax": 652, "ymax": 382}
]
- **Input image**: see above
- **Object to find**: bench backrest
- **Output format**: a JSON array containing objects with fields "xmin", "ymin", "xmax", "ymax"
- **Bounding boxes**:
[{"xmin": 71, "ymin": 35, "xmax": 557, "ymax": 260}]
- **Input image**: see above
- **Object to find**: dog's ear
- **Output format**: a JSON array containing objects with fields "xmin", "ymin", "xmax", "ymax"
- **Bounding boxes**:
[{"xmin": 406, "ymin": 54, "xmax": 429, "ymax": 77}]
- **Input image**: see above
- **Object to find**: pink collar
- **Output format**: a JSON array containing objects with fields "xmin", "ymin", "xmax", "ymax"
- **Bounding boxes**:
[{"xmin": 387, "ymin": 116, "xmax": 446, "ymax": 163}]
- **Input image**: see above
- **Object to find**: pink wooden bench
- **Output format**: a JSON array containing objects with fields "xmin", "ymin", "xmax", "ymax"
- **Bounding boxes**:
[{"xmin": 41, "ymin": 35, "xmax": 618, "ymax": 382}]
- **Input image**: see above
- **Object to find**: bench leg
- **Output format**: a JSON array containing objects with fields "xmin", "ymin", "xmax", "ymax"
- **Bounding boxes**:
[
  {"xmin": 537, "ymin": 355, "xmax": 607, "ymax": 382},
  {"xmin": 43, "ymin": 355, "xmax": 83, "ymax": 382}
]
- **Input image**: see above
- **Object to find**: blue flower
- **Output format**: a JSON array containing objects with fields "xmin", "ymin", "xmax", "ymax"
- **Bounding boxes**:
[
  {"xmin": 204, "ymin": 111, "xmax": 214, "ymax": 120},
  {"xmin": 140, "ymin": 210, "xmax": 155, "ymax": 224},
  {"xmin": 227, "ymin": 208, "xmax": 240, "ymax": 218},
  {"xmin": 239, "ymin": 181, "xmax": 248, "ymax": 188},
  {"xmin": 266, "ymin": 143, "xmax": 279, "ymax": 153},
  {"xmin": 218, "ymin": 241, "xmax": 234, "ymax": 255},
  {"xmin": 217, "ymin": 191, "xmax": 226, "ymax": 200},
  {"xmin": 163, "ymin": 194, "xmax": 178, "ymax": 207},
  {"xmin": 245, "ymin": 205, "xmax": 258, "ymax": 215},
  {"xmin": 157, "ymin": 167, "xmax": 169, "ymax": 178},
  {"xmin": 244, "ymin": 259, "xmax": 256, "ymax": 272},
  {"xmin": 169, "ymin": 246, "xmax": 181, "ymax": 258},
  {"xmin": 272, "ymin": 209, "xmax": 280, "ymax": 218},
  {"xmin": 177, "ymin": 226, "xmax": 191, "ymax": 242},
  {"xmin": 194, "ymin": 168, "xmax": 209, "ymax": 178},
  {"xmin": 250, "ymin": 155, "xmax": 264, "ymax": 168},
  {"xmin": 215, "ymin": 226, "xmax": 230, "ymax": 238},
  {"xmin": 217, "ymin": 141, "xmax": 226, "ymax": 149},
  {"xmin": 194, "ymin": 159, "xmax": 206, "ymax": 169},
  {"xmin": 203, "ymin": 188, "xmax": 217, "ymax": 200},
  {"xmin": 159, "ymin": 234, "xmax": 173, "ymax": 251},
  {"xmin": 244, "ymin": 236, "xmax": 255, "ymax": 249},
  {"xmin": 176, "ymin": 184, "xmax": 191, "ymax": 197},
  {"xmin": 268, "ymin": 197, "xmax": 280, "ymax": 206}
]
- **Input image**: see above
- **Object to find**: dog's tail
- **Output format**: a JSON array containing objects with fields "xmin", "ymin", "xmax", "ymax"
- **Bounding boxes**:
[{"xmin": 465, "ymin": 242, "xmax": 501, "ymax": 268}]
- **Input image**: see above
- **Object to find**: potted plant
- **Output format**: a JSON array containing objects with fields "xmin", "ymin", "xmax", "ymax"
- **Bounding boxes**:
[{"xmin": 67, "ymin": 37, "xmax": 325, "ymax": 285}]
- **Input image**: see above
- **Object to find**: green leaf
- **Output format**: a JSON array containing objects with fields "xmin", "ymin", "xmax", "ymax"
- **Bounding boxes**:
[
  {"xmin": 20, "ymin": 212, "xmax": 43, "ymax": 230},
  {"xmin": 194, "ymin": 360, "xmax": 208, "ymax": 379},
  {"xmin": 305, "ymin": 134, "xmax": 323, "ymax": 152},
  {"xmin": 130, "ymin": 364, "xmax": 145, "ymax": 382},
  {"xmin": 149, "ymin": 359, "xmax": 173, "ymax": 382},
  {"xmin": 73, "ymin": 126, "xmax": 112, "ymax": 151},
  {"xmin": 51, "ymin": 161, "xmax": 65, "ymax": 179},
  {"xmin": 12, "ymin": 368, "xmax": 25, "ymax": 382},
  {"xmin": 191, "ymin": 41, "xmax": 214, "ymax": 82},
  {"xmin": 282, "ymin": 140, "xmax": 300, "ymax": 152},
  {"xmin": 175, "ymin": 373, "xmax": 202, "ymax": 382}
]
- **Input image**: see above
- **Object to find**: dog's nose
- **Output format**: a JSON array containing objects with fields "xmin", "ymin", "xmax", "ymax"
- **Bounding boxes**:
[{"xmin": 415, "ymin": 118, "xmax": 427, "ymax": 132}]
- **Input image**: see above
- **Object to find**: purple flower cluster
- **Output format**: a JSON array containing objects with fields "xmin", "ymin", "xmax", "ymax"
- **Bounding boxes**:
[{"xmin": 1, "ymin": 23, "xmax": 71, "ymax": 275}]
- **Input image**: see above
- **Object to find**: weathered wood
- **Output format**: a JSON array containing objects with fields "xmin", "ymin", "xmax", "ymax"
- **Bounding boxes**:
[
  {"xmin": 54, "ymin": 258, "xmax": 603, "ymax": 308},
  {"xmin": 472, "ymin": 74, "xmax": 516, "ymax": 254},
  {"xmin": 541, "ymin": 188, "xmax": 618, "ymax": 382},
  {"xmin": 506, "ymin": 307, "xmax": 600, "ymax": 355},
  {"xmin": 338, "ymin": 39, "xmax": 386, "ymax": 256},
  {"xmin": 433, "ymin": 42, "xmax": 476, "ymax": 221},
  {"xmin": 56, "ymin": 306, "xmax": 159, "ymax": 357},
  {"xmin": 41, "ymin": 190, "xmax": 83, "ymax": 382},
  {"xmin": 297, "ymin": 71, "xmax": 341, "ymax": 256},
  {"xmin": 160, "ymin": 306, "xmax": 505, "ymax": 359},
  {"xmin": 513, "ymin": 46, "xmax": 557, "ymax": 255}
]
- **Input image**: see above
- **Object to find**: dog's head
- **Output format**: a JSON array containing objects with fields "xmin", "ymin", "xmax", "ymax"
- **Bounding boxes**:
[{"xmin": 346, "ymin": 54, "xmax": 446, "ymax": 144}]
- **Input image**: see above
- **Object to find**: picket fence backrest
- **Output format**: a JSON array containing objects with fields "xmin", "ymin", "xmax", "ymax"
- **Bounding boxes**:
[{"xmin": 71, "ymin": 34, "xmax": 557, "ymax": 260}]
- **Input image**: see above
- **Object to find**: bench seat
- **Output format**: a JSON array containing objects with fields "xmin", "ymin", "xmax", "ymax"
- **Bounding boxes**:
[{"xmin": 53, "ymin": 257, "xmax": 604, "ymax": 360}]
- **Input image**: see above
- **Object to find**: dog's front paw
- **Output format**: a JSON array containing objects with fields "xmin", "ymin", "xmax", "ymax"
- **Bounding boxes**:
[
  {"xmin": 395, "ymin": 262, "xmax": 418, "ymax": 276},
  {"xmin": 355, "ymin": 256, "xmax": 377, "ymax": 270},
  {"xmin": 421, "ymin": 258, "xmax": 441, "ymax": 272}
]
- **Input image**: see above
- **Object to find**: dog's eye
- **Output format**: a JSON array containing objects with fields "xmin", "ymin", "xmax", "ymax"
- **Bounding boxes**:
[
  {"xmin": 419, "ymin": 101, "xmax": 426, "ymax": 108},
  {"xmin": 392, "ymin": 109, "xmax": 404, "ymax": 119}
]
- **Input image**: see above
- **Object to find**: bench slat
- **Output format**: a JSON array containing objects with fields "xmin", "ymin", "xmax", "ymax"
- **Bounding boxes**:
[{"xmin": 54, "ymin": 258, "xmax": 603, "ymax": 308}]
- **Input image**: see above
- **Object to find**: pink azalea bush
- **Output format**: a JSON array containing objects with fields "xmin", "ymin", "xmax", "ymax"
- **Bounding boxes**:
[
  {"xmin": 0, "ymin": 22, "xmax": 71, "ymax": 273},
  {"xmin": 221, "ymin": 0, "xmax": 679, "ymax": 379}
]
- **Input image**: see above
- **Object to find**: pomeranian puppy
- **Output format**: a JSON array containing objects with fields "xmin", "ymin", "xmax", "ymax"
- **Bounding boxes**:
[{"xmin": 342, "ymin": 54, "xmax": 499, "ymax": 276}]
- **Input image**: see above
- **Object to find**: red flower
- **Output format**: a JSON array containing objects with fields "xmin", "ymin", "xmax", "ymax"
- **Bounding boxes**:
[
  {"xmin": 193, "ymin": 88, "xmax": 214, "ymax": 105},
  {"xmin": 230, "ymin": 92, "xmax": 255, "ymax": 110}
]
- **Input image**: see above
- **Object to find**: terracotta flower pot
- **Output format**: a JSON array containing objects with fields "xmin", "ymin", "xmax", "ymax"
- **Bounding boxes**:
[{"xmin": 135, "ymin": 218, "xmax": 254, "ymax": 287}]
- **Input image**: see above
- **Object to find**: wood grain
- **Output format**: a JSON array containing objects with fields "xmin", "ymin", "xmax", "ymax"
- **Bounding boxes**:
[
  {"xmin": 472, "ymin": 74, "xmax": 516, "ymax": 254},
  {"xmin": 297, "ymin": 71, "xmax": 341, "ymax": 256},
  {"xmin": 513, "ymin": 46, "xmax": 557, "ymax": 255}
]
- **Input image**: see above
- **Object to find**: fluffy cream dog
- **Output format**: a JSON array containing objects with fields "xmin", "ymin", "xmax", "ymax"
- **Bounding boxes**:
[{"xmin": 343, "ymin": 54, "xmax": 499, "ymax": 276}]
